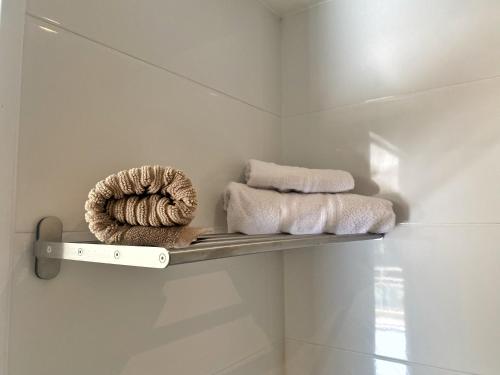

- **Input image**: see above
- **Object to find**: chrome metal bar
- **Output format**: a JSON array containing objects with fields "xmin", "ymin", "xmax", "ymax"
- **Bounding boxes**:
[
  {"xmin": 34, "ymin": 240, "xmax": 169, "ymax": 269},
  {"xmin": 34, "ymin": 217, "xmax": 383, "ymax": 279},
  {"xmin": 189, "ymin": 233, "xmax": 322, "ymax": 247},
  {"xmin": 195, "ymin": 233, "xmax": 292, "ymax": 242},
  {"xmin": 169, "ymin": 233, "xmax": 382, "ymax": 265}
]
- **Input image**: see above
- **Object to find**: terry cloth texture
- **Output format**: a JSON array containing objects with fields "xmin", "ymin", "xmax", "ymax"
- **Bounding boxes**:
[
  {"xmin": 245, "ymin": 159, "xmax": 354, "ymax": 193},
  {"xmin": 224, "ymin": 182, "xmax": 395, "ymax": 235},
  {"xmin": 85, "ymin": 165, "xmax": 208, "ymax": 248}
]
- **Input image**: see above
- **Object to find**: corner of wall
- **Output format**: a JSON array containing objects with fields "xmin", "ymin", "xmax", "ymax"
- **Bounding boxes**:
[{"xmin": 0, "ymin": 0, "xmax": 27, "ymax": 373}]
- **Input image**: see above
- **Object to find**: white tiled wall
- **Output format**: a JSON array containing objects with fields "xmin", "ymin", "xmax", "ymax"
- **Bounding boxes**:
[
  {"xmin": 16, "ymin": 15, "xmax": 281, "ymax": 233},
  {"xmin": 285, "ymin": 226, "xmax": 500, "ymax": 374},
  {"xmin": 0, "ymin": 0, "xmax": 26, "ymax": 373},
  {"xmin": 12, "ymin": 1, "xmax": 284, "ymax": 374},
  {"xmin": 285, "ymin": 339, "xmax": 470, "ymax": 375},
  {"xmin": 27, "ymin": 0, "xmax": 281, "ymax": 115},
  {"xmin": 10, "ymin": 233, "xmax": 284, "ymax": 375},
  {"xmin": 282, "ymin": 1, "xmax": 500, "ymax": 375},
  {"xmin": 12, "ymin": 1, "xmax": 500, "ymax": 374},
  {"xmin": 283, "ymin": 76, "xmax": 500, "ymax": 224},
  {"xmin": 282, "ymin": 0, "xmax": 500, "ymax": 116}
]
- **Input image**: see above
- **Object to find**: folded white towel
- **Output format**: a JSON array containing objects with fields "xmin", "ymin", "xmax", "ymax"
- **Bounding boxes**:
[
  {"xmin": 224, "ymin": 182, "xmax": 395, "ymax": 235},
  {"xmin": 244, "ymin": 159, "xmax": 354, "ymax": 193}
]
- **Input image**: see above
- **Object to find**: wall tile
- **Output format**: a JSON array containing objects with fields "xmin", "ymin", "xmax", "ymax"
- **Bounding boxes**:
[
  {"xmin": 267, "ymin": 252, "xmax": 285, "ymax": 342},
  {"xmin": 282, "ymin": 0, "xmax": 500, "ymax": 115},
  {"xmin": 14, "ymin": 12, "xmax": 284, "ymax": 375},
  {"xmin": 17, "ymin": 17, "xmax": 281, "ymax": 233},
  {"xmin": 27, "ymin": 0, "xmax": 281, "ymax": 114},
  {"xmin": 0, "ymin": 0, "xmax": 26, "ymax": 372},
  {"xmin": 283, "ymin": 76, "xmax": 500, "ymax": 224},
  {"xmin": 284, "ymin": 238, "xmax": 377, "ymax": 354},
  {"xmin": 282, "ymin": 2, "xmax": 500, "ymax": 375},
  {"xmin": 285, "ymin": 224, "xmax": 500, "ymax": 374},
  {"xmin": 285, "ymin": 339, "xmax": 473, "ymax": 375},
  {"xmin": 10, "ymin": 233, "xmax": 283, "ymax": 375},
  {"xmin": 214, "ymin": 341, "xmax": 284, "ymax": 375}
]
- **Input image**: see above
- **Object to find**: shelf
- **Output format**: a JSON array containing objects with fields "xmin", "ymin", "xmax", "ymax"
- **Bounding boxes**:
[{"xmin": 34, "ymin": 217, "xmax": 383, "ymax": 280}]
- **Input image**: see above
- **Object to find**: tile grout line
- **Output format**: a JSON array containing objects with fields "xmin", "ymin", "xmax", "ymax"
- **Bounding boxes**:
[
  {"xmin": 283, "ymin": 0, "xmax": 337, "ymax": 17},
  {"xmin": 373, "ymin": 354, "xmax": 478, "ymax": 375},
  {"xmin": 282, "ymin": 72, "xmax": 500, "ymax": 119},
  {"xmin": 210, "ymin": 339, "xmax": 284, "ymax": 375},
  {"xmin": 285, "ymin": 337, "xmax": 479, "ymax": 375},
  {"xmin": 5, "ymin": 1, "xmax": 26, "ymax": 370},
  {"xmin": 256, "ymin": 0, "xmax": 282, "ymax": 18},
  {"xmin": 25, "ymin": 12, "xmax": 281, "ymax": 119},
  {"xmin": 260, "ymin": 0, "xmax": 337, "ymax": 18}
]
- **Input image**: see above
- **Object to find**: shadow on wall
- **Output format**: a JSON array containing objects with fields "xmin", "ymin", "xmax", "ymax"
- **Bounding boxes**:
[
  {"xmin": 8, "ymin": 240, "xmax": 282, "ymax": 375},
  {"xmin": 284, "ymin": 0, "xmax": 500, "ymax": 227},
  {"xmin": 286, "ymin": 127, "xmax": 410, "ymax": 224}
]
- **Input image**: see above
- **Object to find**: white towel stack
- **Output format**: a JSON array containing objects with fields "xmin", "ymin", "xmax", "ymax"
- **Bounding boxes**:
[
  {"xmin": 245, "ymin": 159, "xmax": 354, "ymax": 193},
  {"xmin": 224, "ymin": 160, "xmax": 395, "ymax": 235}
]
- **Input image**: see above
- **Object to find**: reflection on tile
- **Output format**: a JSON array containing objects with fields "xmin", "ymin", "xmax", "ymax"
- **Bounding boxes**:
[
  {"xmin": 282, "ymin": 0, "xmax": 500, "ymax": 115},
  {"xmin": 17, "ymin": 17, "xmax": 280, "ymax": 232},
  {"xmin": 214, "ymin": 341, "xmax": 284, "ymax": 375},
  {"xmin": 374, "ymin": 359, "xmax": 409, "ymax": 375},
  {"xmin": 369, "ymin": 132, "xmax": 401, "ymax": 194},
  {"xmin": 284, "ymin": 239, "xmax": 378, "ymax": 354},
  {"xmin": 284, "ymin": 224, "xmax": 500, "ymax": 374},
  {"xmin": 27, "ymin": 0, "xmax": 281, "ymax": 113},
  {"xmin": 267, "ymin": 252, "xmax": 285, "ymax": 341},
  {"xmin": 10, "ymin": 233, "xmax": 284, "ymax": 375},
  {"xmin": 155, "ymin": 271, "xmax": 244, "ymax": 326},
  {"xmin": 283, "ymin": 76, "xmax": 500, "ymax": 223},
  {"xmin": 285, "ymin": 339, "xmax": 473, "ymax": 375},
  {"xmin": 121, "ymin": 316, "xmax": 270, "ymax": 375},
  {"xmin": 374, "ymin": 263, "xmax": 407, "ymax": 360}
]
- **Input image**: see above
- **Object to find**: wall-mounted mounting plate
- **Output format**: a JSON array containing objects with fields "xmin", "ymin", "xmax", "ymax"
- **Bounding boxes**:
[
  {"xmin": 35, "ymin": 216, "xmax": 63, "ymax": 280},
  {"xmin": 34, "ymin": 217, "xmax": 170, "ymax": 280}
]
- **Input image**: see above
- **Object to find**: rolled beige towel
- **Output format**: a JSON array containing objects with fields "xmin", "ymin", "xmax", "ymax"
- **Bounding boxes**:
[{"xmin": 85, "ymin": 166, "xmax": 210, "ymax": 248}]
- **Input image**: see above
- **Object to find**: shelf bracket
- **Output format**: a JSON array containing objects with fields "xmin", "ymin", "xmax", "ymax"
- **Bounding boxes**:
[
  {"xmin": 34, "ymin": 217, "xmax": 383, "ymax": 280},
  {"xmin": 34, "ymin": 217, "xmax": 170, "ymax": 280}
]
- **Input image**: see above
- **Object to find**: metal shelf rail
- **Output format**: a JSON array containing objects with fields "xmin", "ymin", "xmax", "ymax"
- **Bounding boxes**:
[{"xmin": 34, "ymin": 217, "xmax": 383, "ymax": 280}]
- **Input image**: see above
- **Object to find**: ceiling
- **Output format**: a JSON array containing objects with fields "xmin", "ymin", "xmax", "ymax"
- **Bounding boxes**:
[{"xmin": 261, "ymin": 0, "xmax": 325, "ymax": 16}]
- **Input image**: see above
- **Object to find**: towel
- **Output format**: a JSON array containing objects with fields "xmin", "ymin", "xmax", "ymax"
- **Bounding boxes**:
[
  {"xmin": 85, "ymin": 166, "xmax": 209, "ymax": 248},
  {"xmin": 245, "ymin": 159, "xmax": 354, "ymax": 193},
  {"xmin": 224, "ymin": 182, "xmax": 395, "ymax": 235}
]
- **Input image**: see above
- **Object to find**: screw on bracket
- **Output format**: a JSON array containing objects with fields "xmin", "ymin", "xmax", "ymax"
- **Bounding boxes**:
[{"xmin": 114, "ymin": 250, "xmax": 120, "ymax": 259}]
